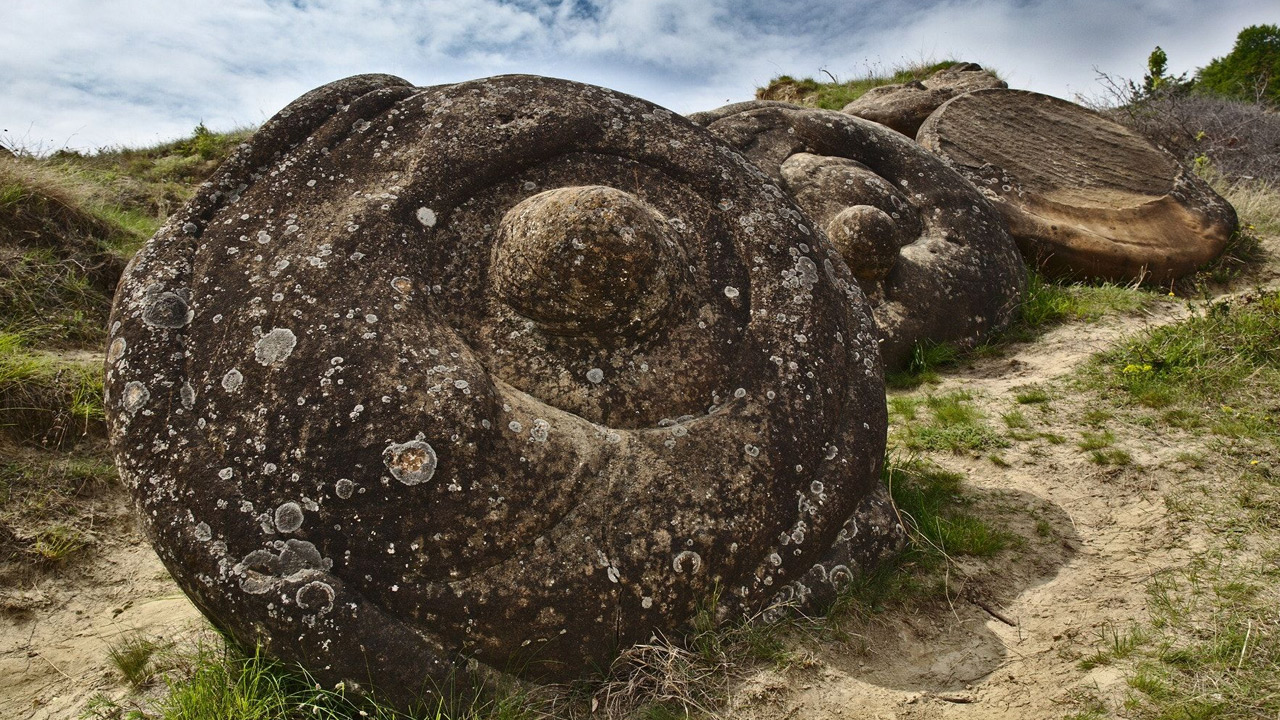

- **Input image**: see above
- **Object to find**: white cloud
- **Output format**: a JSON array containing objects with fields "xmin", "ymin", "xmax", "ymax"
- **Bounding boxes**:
[{"xmin": 1, "ymin": 0, "xmax": 1275, "ymax": 152}]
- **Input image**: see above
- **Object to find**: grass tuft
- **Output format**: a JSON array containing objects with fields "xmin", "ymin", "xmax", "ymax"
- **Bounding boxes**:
[
  {"xmin": 895, "ymin": 392, "xmax": 1008, "ymax": 453},
  {"xmin": 107, "ymin": 632, "xmax": 165, "ymax": 689},
  {"xmin": 757, "ymin": 60, "xmax": 963, "ymax": 110}
]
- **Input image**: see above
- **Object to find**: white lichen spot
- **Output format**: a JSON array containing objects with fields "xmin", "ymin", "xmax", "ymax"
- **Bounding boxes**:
[
  {"xmin": 167, "ymin": 386, "xmax": 196, "ymax": 424},
  {"xmin": 254, "ymin": 328, "xmax": 297, "ymax": 366},
  {"xmin": 743, "ymin": 443, "xmax": 760, "ymax": 458},
  {"xmin": 365, "ymin": 314, "xmax": 378, "ymax": 324},
  {"xmin": 107, "ymin": 337, "xmax": 127, "ymax": 364},
  {"xmin": 723, "ymin": 285, "xmax": 740, "ymax": 299},
  {"xmin": 382, "ymin": 439, "xmax": 437, "ymax": 485},
  {"xmin": 274, "ymin": 502, "xmax": 304, "ymax": 533},
  {"xmin": 257, "ymin": 230, "xmax": 272, "ymax": 244},
  {"xmin": 508, "ymin": 420, "xmax": 523, "ymax": 433},
  {"xmin": 641, "ymin": 596, "xmax": 653, "ymax": 609},
  {"xmin": 222, "ymin": 369, "xmax": 244, "ymax": 392},
  {"xmin": 672, "ymin": 550, "xmax": 703, "ymax": 573},
  {"xmin": 194, "ymin": 522, "xmax": 212, "ymax": 542},
  {"xmin": 391, "ymin": 276, "xmax": 413, "ymax": 294},
  {"xmin": 335, "ymin": 478, "xmax": 355, "ymax": 499},
  {"xmin": 218, "ymin": 467, "xmax": 234, "ymax": 480},
  {"xmin": 530, "ymin": 418, "xmax": 550, "ymax": 443},
  {"xmin": 811, "ymin": 480, "xmax": 825, "ymax": 494},
  {"xmin": 586, "ymin": 368, "xmax": 605, "ymax": 384},
  {"xmin": 453, "ymin": 379, "xmax": 469, "ymax": 390},
  {"xmin": 296, "ymin": 580, "xmax": 335, "ymax": 613},
  {"xmin": 825, "ymin": 445, "xmax": 838, "ymax": 460},
  {"xmin": 122, "ymin": 381, "xmax": 149, "ymax": 414},
  {"xmin": 415, "ymin": 207, "xmax": 437, "ymax": 227},
  {"xmin": 734, "ymin": 387, "xmax": 747, "ymax": 399}
]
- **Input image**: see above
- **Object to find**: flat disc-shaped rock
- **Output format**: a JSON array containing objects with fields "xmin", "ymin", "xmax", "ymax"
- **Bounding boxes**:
[
  {"xmin": 918, "ymin": 89, "xmax": 1237, "ymax": 283},
  {"xmin": 104, "ymin": 75, "xmax": 888, "ymax": 708},
  {"xmin": 690, "ymin": 101, "xmax": 1026, "ymax": 369}
]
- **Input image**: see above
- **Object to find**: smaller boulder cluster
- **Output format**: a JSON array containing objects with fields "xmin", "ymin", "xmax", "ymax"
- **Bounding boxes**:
[{"xmin": 823, "ymin": 63, "xmax": 1236, "ymax": 286}]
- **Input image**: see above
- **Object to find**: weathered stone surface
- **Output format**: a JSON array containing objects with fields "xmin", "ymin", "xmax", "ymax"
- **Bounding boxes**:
[
  {"xmin": 841, "ymin": 62, "xmax": 1006, "ymax": 137},
  {"xmin": 105, "ymin": 75, "xmax": 892, "ymax": 707},
  {"xmin": 691, "ymin": 101, "xmax": 1026, "ymax": 369},
  {"xmin": 918, "ymin": 89, "xmax": 1238, "ymax": 283}
]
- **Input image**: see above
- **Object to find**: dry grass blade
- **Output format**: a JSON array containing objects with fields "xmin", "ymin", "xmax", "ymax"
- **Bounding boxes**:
[{"xmin": 597, "ymin": 633, "xmax": 728, "ymax": 718}]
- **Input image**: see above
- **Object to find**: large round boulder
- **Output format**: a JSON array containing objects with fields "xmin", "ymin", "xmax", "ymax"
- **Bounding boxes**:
[
  {"xmin": 104, "ymin": 75, "xmax": 892, "ymax": 707},
  {"xmin": 690, "ymin": 101, "xmax": 1026, "ymax": 369},
  {"xmin": 841, "ymin": 62, "xmax": 1006, "ymax": 137},
  {"xmin": 918, "ymin": 89, "xmax": 1238, "ymax": 283}
]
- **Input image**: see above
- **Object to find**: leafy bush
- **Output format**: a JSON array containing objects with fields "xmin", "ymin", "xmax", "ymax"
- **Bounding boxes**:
[{"xmin": 1196, "ymin": 24, "xmax": 1280, "ymax": 106}]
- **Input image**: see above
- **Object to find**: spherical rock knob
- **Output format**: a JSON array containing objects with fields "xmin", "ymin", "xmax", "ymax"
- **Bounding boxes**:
[
  {"xmin": 491, "ymin": 185, "xmax": 680, "ymax": 338},
  {"xmin": 826, "ymin": 205, "xmax": 903, "ymax": 283}
]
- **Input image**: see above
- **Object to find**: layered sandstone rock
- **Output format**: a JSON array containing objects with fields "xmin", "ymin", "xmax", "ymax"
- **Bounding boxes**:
[
  {"xmin": 691, "ymin": 101, "xmax": 1026, "ymax": 369},
  {"xmin": 105, "ymin": 75, "xmax": 895, "ymax": 707},
  {"xmin": 918, "ymin": 89, "xmax": 1238, "ymax": 283}
]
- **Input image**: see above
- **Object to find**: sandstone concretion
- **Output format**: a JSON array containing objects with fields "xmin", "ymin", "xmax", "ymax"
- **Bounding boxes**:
[
  {"xmin": 105, "ymin": 75, "xmax": 895, "ymax": 707},
  {"xmin": 918, "ymin": 89, "xmax": 1238, "ymax": 283},
  {"xmin": 691, "ymin": 101, "xmax": 1026, "ymax": 369},
  {"xmin": 841, "ymin": 62, "xmax": 1006, "ymax": 137}
]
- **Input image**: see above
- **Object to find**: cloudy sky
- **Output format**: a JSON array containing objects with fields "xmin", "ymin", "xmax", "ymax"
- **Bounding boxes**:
[{"xmin": 1, "ymin": 0, "xmax": 1273, "ymax": 153}]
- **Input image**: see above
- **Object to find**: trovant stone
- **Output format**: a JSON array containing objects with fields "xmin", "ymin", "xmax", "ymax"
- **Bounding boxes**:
[
  {"xmin": 918, "ymin": 89, "xmax": 1237, "ymax": 283},
  {"xmin": 105, "ymin": 74, "xmax": 892, "ymax": 708},
  {"xmin": 690, "ymin": 101, "xmax": 1026, "ymax": 370}
]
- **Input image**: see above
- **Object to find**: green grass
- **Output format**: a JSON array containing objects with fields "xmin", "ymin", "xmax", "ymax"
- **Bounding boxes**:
[
  {"xmin": 1078, "ymin": 623, "xmax": 1149, "ymax": 670},
  {"xmin": 757, "ymin": 60, "xmax": 963, "ymax": 110},
  {"xmin": 893, "ymin": 391, "xmax": 1008, "ymax": 453},
  {"xmin": 0, "ymin": 331, "xmax": 104, "ymax": 445},
  {"xmin": 832, "ymin": 456, "xmax": 1015, "ymax": 619},
  {"xmin": 1090, "ymin": 291, "xmax": 1280, "ymax": 441},
  {"xmin": 2, "ymin": 125, "xmax": 250, "ymax": 347},
  {"xmin": 1078, "ymin": 430, "xmax": 1116, "ymax": 451},
  {"xmin": 1011, "ymin": 272, "xmax": 1153, "ymax": 339},
  {"xmin": 107, "ymin": 632, "xmax": 166, "ymax": 689},
  {"xmin": 1014, "ymin": 385, "xmax": 1051, "ymax": 404},
  {"xmin": 86, "ymin": 640, "xmax": 545, "ymax": 720},
  {"xmin": 1121, "ymin": 557, "xmax": 1280, "ymax": 719},
  {"xmin": 30, "ymin": 524, "xmax": 86, "ymax": 563}
]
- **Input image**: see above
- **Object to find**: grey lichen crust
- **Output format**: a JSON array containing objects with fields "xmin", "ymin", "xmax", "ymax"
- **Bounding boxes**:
[
  {"xmin": 104, "ymin": 75, "xmax": 889, "ymax": 707},
  {"xmin": 690, "ymin": 102, "xmax": 1027, "ymax": 370}
]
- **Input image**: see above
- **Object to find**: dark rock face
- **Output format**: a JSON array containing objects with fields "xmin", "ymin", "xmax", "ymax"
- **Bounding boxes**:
[
  {"xmin": 105, "ymin": 75, "xmax": 892, "ymax": 707},
  {"xmin": 690, "ymin": 101, "xmax": 1026, "ymax": 369},
  {"xmin": 918, "ymin": 89, "xmax": 1238, "ymax": 283},
  {"xmin": 841, "ymin": 62, "xmax": 1006, "ymax": 137}
]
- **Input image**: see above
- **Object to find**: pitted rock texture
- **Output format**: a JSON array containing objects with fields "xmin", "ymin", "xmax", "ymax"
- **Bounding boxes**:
[
  {"xmin": 918, "ymin": 89, "xmax": 1238, "ymax": 283},
  {"xmin": 690, "ymin": 101, "xmax": 1026, "ymax": 370},
  {"xmin": 841, "ymin": 62, "xmax": 1006, "ymax": 137},
  {"xmin": 104, "ymin": 74, "xmax": 891, "ymax": 707}
]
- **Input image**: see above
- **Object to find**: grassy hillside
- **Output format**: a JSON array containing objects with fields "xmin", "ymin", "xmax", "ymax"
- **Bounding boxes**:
[
  {"xmin": 755, "ymin": 60, "xmax": 962, "ymax": 109},
  {"xmin": 0, "ymin": 127, "xmax": 249, "ymax": 633}
]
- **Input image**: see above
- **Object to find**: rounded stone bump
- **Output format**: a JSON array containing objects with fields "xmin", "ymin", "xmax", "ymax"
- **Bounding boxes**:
[
  {"xmin": 826, "ymin": 205, "xmax": 905, "ymax": 282},
  {"xmin": 491, "ymin": 185, "xmax": 682, "ymax": 336}
]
